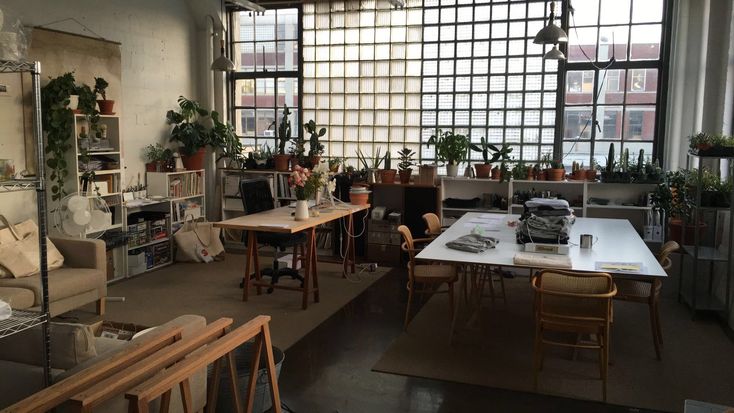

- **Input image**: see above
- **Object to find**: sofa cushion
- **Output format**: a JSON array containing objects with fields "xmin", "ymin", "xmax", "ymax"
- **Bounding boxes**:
[
  {"xmin": 0, "ymin": 322, "xmax": 97, "ymax": 369},
  {"xmin": 0, "ymin": 267, "xmax": 103, "ymax": 304},
  {"xmin": 0, "ymin": 287, "xmax": 34, "ymax": 309}
]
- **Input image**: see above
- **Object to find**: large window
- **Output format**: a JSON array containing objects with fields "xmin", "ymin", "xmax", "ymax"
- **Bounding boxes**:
[
  {"xmin": 562, "ymin": 0, "xmax": 668, "ymax": 167},
  {"xmin": 302, "ymin": 1, "xmax": 424, "ymax": 166},
  {"xmin": 230, "ymin": 8, "xmax": 300, "ymax": 151},
  {"xmin": 420, "ymin": 0, "xmax": 559, "ymax": 167}
]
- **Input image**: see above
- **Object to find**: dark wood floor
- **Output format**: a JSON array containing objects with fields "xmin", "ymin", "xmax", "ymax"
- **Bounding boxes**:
[{"xmin": 277, "ymin": 268, "xmax": 660, "ymax": 413}]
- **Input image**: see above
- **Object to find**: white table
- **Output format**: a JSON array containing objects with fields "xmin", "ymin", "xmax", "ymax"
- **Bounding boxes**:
[{"xmin": 416, "ymin": 213, "xmax": 667, "ymax": 278}]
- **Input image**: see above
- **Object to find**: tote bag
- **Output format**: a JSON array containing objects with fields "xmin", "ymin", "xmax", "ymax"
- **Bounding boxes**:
[
  {"xmin": 173, "ymin": 215, "xmax": 224, "ymax": 263},
  {"xmin": 0, "ymin": 215, "xmax": 65, "ymax": 278}
]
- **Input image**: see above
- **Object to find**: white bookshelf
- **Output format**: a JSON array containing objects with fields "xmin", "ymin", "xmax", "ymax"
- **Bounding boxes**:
[
  {"xmin": 440, "ymin": 177, "xmax": 659, "ymax": 241},
  {"xmin": 147, "ymin": 170, "xmax": 206, "ymax": 224}
]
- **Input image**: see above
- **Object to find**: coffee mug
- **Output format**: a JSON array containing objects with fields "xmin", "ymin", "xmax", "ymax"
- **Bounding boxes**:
[{"xmin": 580, "ymin": 234, "xmax": 596, "ymax": 249}]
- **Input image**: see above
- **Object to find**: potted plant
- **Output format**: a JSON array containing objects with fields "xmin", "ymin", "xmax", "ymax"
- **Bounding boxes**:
[
  {"xmin": 548, "ymin": 160, "xmax": 565, "ymax": 181},
  {"xmin": 587, "ymin": 159, "xmax": 599, "ymax": 181},
  {"xmin": 688, "ymin": 132, "xmax": 734, "ymax": 157},
  {"xmin": 533, "ymin": 163, "xmax": 544, "ymax": 180},
  {"xmin": 397, "ymin": 147, "xmax": 415, "ymax": 184},
  {"xmin": 143, "ymin": 143, "xmax": 173, "ymax": 172},
  {"xmin": 570, "ymin": 161, "xmax": 586, "ymax": 180},
  {"xmin": 379, "ymin": 152, "xmax": 397, "ymax": 184},
  {"xmin": 511, "ymin": 161, "xmax": 529, "ymax": 180},
  {"xmin": 328, "ymin": 157, "xmax": 343, "ymax": 173},
  {"xmin": 210, "ymin": 110, "xmax": 244, "ymax": 169},
  {"xmin": 426, "ymin": 129, "xmax": 471, "ymax": 177},
  {"xmin": 469, "ymin": 137, "xmax": 494, "ymax": 178},
  {"xmin": 94, "ymin": 77, "xmax": 114, "ymax": 115},
  {"xmin": 539, "ymin": 152, "xmax": 553, "ymax": 181},
  {"xmin": 304, "ymin": 120, "xmax": 326, "ymax": 167},
  {"xmin": 166, "ymin": 96, "xmax": 212, "ymax": 170},
  {"xmin": 357, "ymin": 147, "xmax": 387, "ymax": 183},
  {"xmin": 652, "ymin": 170, "xmax": 707, "ymax": 243},
  {"xmin": 274, "ymin": 105, "xmax": 293, "ymax": 171}
]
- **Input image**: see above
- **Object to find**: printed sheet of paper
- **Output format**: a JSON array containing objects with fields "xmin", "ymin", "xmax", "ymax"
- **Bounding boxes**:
[{"xmin": 595, "ymin": 262, "xmax": 644, "ymax": 273}]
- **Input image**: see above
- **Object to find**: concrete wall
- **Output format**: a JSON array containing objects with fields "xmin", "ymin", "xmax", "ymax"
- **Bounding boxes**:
[{"xmin": 0, "ymin": 0, "xmax": 207, "ymax": 223}]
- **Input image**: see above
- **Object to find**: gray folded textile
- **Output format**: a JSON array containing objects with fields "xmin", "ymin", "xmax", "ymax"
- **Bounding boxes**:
[{"xmin": 446, "ymin": 234, "xmax": 499, "ymax": 253}]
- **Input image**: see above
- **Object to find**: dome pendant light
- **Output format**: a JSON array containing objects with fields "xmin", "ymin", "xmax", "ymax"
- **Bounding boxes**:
[
  {"xmin": 544, "ymin": 45, "xmax": 566, "ymax": 60},
  {"xmin": 533, "ymin": 1, "xmax": 568, "ymax": 45},
  {"xmin": 211, "ymin": 38, "xmax": 235, "ymax": 71}
]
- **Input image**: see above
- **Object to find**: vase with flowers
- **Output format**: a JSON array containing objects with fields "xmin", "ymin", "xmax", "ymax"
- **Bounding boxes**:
[{"xmin": 289, "ymin": 162, "xmax": 335, "ymax": 220}]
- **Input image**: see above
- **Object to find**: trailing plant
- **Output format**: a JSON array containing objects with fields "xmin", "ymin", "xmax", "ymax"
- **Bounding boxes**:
[
  {"xmin": 426, "ymin": 129, "xmax": 471, "ymax": 166},
  {"xmin": 304, "ymin": 120, "xmax": 326, "ymax": 157},
  {"xmin": 41, "ymin": 72, "xmax": 78, "ymax": 201},
  {"xmin": 166, "ymin": 96, "xmax": 212, "ymax": 156},
  {"xmin": 397, "ymin": 147, "xmax": 415, "ymax": 171}
]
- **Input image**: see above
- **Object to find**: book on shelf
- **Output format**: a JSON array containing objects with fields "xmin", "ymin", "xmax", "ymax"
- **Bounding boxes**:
[
  {"xmin": 168, "ymin": 172, "xmax": 202, "ymax": 198},
  {"xmin": 173, "ymin": 199, "xmax": 202, "ymax": 222}
]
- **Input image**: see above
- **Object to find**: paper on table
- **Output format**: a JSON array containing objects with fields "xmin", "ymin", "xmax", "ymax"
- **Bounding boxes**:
[
  {"xmin": 479, "ymin": 214, "xmax": 505, "ymax": 220},
  {"xmin": 463, "ymin": 223, "xmax": 499, "ymax": 231},
  {"xmin": 595, "ymin": 261, "xmax": 644, "ymax": 273}
]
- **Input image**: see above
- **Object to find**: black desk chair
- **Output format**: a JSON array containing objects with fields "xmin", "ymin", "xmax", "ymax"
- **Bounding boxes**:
[{"xmin": 239, "ymin": 178, "xmax": 306, "ymax": 293}]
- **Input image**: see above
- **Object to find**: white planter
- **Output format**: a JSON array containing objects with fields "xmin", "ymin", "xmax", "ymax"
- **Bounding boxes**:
[
  {"xmin": 446, "ymin": 164, "xmax": 459, "ymax": 177},
  {"xmin": 68, "ymin": 95, "xmax": 79, "ymax": 111},
  {"xmin": 294, "ymin": 200, "xmax": 309, "ymax": 221}
]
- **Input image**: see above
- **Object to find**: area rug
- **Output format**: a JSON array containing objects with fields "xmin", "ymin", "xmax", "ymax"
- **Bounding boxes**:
[
  {"xmin": 77, "ymin": 254, "xmax": 387, "ymax": 350},
  {"xmin": 373, "ymin": 277, "xmax": 734, "ymax": 412}
]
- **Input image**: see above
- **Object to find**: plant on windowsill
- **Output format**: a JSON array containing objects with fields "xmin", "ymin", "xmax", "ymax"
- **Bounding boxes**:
[
  {"xmin": 426, "ymin": 129, "xmax": 471, "ymax": 177},
  {"xmin": 328, "ymin": 157, "xmax": 344, "ymax": 173},
  {"xmin": 356, "ymin": 147, "xmax": 387, "ymax": 183},
  {"xmin": 379, "ymin": 151, "xmax": 397, "ymax": 184},
  {"xmin": 469, "ymin": 136, "xmax": 494, "ymax": 178},
  {"xmin": 547, "ymin": 159, "xmax": 565, "ymax": 181},
  {"xmin": 210, "ymin": 110, "xmax": 244, "ymax": 169},
  {"xmin": 538, "ymin": 152, "xmax": 553, "ymax": 180},
  {"xmin": 397, "ymin": 147, "xmax": 416, "ymax": 184},
  {"xmin": 273, "ymin": 105, "xmax": 293, "ymax": 172},
  {"xmin": 304, "ymin": 120, "xmax": 326, "ymax": 168},
  {"xmin": 651, "ymin": 169, "xmax": 706, "ymax": 243},
  {"xmin": 166, "ymin": 96, "xmax": 215, "ymax": 170}
]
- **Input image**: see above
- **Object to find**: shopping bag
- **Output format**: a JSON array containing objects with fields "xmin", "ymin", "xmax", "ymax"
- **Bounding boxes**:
[
  {"xmin": 0, "ymin": 215, "xmax": 64, "ymax": 277},
  {"xmin": 173, "ymin": 215, "xmax": 224, "ymax": 263}
]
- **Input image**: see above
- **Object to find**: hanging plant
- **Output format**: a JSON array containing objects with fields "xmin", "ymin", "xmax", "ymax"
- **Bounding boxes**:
[{"xmin": 42, "ymin": 72, "xmax": 102, "ymax": 202}]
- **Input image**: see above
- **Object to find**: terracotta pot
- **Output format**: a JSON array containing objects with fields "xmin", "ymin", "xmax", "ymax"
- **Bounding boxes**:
[
  {"xmin": 571, "ymin": 170, "xmax": 586, "ymax": 180},
  {"xmin": 145, "ymin": 162, "xmax": 156, "ymax": 172},
  {"xmin": 418, "ymin": 165, "xmax": 437, "ymax": 185},
  {"xmin": 668, "ymin": 219, "xmax": 707, "ymax": 244},
  {"xmin": 146, "ymin": 161, "xmax": 166, "ymax": 172},
  {"xmin": 398, "ymin": 169, "xmax": 412, "ymax": 184},
  {"xmin": 491, "ymin": 167, "xmax": 500, "ymax": 180},
  {"xmin": 181, "ymin": 148, "xmax": 206, "ymax": 170},
  {"xmin": 349, "ymin": 191, "xmax": 369, "ymax": 205},
  {"xmin": 526, "ymin": 167, "xmax": 535, "ymax": 180},
  {"xmin": 274, "ymin": 154, "xmax": 291, "ymax": 172},
  {"xmin": 97, "ymin": 99, "xmax": 115, "ymax": 115},
  {"xmin": 547, "ymin": 168, "xmax": 565, "ymax": 181},
  {"xmin": 586, "ymin": 169, "xmax": 598, "ymax": 181},
  {"xmin": 474, "ymin": 163, "xmax": 492, "ymax": 178},
  {"xmin": 380, "ymin": 169, "xmax": 397, "ymax": 184},
  {"xmin": 537, "ymin": 170, "xmax": 547, "ymax": 181}
]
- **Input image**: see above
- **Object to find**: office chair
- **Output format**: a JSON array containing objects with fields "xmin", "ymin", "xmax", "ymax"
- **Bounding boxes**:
[{"xmin": 239, "ymin": 178, "xmax": 307, "ymax": 293}]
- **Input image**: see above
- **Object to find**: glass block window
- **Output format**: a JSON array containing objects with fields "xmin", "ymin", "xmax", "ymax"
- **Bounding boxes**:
[
  {"xmin": 420, "ymin": 0, "xmax": 560, "ymax": 168},
  {"xmin": 562, "ymin": 0, "xmax": 668, "ymax": 168},
  {"xmin": 230, "ymin": 8, "xmax": 300, "ymax": 151},
  {"xmin": 302, "ymin": 1, "xmax": 424, "ymax": 166}
]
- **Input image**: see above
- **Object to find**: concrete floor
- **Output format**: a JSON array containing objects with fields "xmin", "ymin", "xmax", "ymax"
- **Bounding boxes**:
[{"xmin": 277, "ymin": 269, "xmax": 660, "ymax": 413}]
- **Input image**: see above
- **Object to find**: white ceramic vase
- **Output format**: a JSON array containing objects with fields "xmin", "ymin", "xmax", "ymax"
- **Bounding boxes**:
[
  {"xmin": 294, "ymin": 200, "xmax": 309, "ymax": 221},
  {"xmin": 446, "ymin": 164, "xmax": 459, "ymax": 177}
]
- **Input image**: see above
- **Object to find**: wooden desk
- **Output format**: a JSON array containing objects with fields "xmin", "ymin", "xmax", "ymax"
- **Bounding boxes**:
[{"xmin": 215, "ymin": 203, "xmax": 369, "ymax": 309}]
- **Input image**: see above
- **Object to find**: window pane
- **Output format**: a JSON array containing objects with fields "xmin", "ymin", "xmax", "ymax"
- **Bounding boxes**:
[
  {"xmin": 624, "ymin": 106, "xmax": 656, "ymax": 140},
  {"xmin": 568, "ymin": 27, "xmax": 598, "ymax": 62},
  {"xmin": 255, "ymin": 11, "xmax": 276, "ymax": 41},
  {"xmin": 598, "ymin": 26, "xmax": 628, "ymax": 62},
  {"xmin": 597, "ymin": 69, "xmax": 625, "ymax": 104},
  {"xmin": 564, "ymin": 107, "xmax": 593, "ymax": 140},
  {"xmin": 277, "ymin": 41, "xmax": 298, "ymax": 71},
  {"xmin": 630, "ymin": 24, "xmax": 661, "ymax": 60},
  {"xmin": 599, "ymin": 0, "xmax": 630, "ymax": 25},
  {"xmin": 566, "ymin": 70, "xmax": 594, "ymax": 104},
  {"xmin": 626, "ymin": 69, "xmax": 657, "ymax": 104},
  {"xmin": 597, "ymin": 106, "xmax": 623, "ymax": 140},
  {"xmin": 632, "ymin": 0, "xmax": 663, "ymax": 23},
  {"xmin": 234, "ymin": 79, "xmax": 255, "ymax": 107}
]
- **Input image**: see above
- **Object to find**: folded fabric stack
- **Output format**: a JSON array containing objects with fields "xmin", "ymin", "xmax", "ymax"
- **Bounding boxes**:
[
  {"xmin": 516, "ymin": 198, "xmax": 575, "ymax": 244},
  {"xmin": 446, "ymin": 234, "xmax": 499, "ymax": 253}
]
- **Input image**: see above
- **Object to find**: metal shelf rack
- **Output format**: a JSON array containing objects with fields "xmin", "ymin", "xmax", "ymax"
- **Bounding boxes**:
[{"xmin": 0, "ymin": 59, "xmax": 51, "ymax": 386}]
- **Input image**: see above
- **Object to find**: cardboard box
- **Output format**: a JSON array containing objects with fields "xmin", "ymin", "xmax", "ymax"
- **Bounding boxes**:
[{"xmin": 89, "ymin": 320, "xmax": 150, "ymax": 341}]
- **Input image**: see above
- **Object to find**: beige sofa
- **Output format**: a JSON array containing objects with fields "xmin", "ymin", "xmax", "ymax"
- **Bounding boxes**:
[
  {"xmin": 0, "ymin": 237, "xmax": 107, "ymax": 317},
  {"xmin": 0, "ymin": 315, "xmax": 207, "ymax": 412}
]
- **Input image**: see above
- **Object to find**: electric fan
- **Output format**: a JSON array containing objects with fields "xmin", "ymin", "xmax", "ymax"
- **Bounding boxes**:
[{"xmin": 55, "ymin": 193, "xmax": 112, "ymax": 238}]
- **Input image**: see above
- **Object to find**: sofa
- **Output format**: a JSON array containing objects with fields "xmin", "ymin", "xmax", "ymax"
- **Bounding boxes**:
[
  {"xmin": 0, "ymin": 314, "xmax": 208, "ymax": 412},
  {"xmin": 0, "ymin": 237, "xmax": 107, "ymax": 317}
]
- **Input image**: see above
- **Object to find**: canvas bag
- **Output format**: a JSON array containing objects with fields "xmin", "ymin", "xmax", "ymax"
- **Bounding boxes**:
[
  {"xmin": 0, "ymin": 215, "xmax": 65, "ymax": 278},
  {"xmin": 173, "ymin": 215, "xmax": 224, "ymax": 262}
]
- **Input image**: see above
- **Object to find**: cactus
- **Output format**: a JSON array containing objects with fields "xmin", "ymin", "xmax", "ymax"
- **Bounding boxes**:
[
  {"xmin": 276, "ymin": 105, "xmax": 292, "ymax": 155},
  {"xmin": 572, "ymin": 161, "xmax": 579, "ymax": 172},
  {"xmin": 621, "ymin": 148, "xmax": 629, "ymax": 172},
  {"xmin": 637, "ymin": 149, "xmax": 644, "ymax": 172},
  {"xmin": 606, "ymin": 143, "xmax": 615, "ymax": 174},
  {"xmin": 384, "ymin": 151, "xmax": 392, "ymax": 170}
]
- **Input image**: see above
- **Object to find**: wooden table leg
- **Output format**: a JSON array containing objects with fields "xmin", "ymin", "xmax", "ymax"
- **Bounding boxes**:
[
  {"xmin": 302, "ymin": 227, "xmax": 316, "ymax": 310},
  {"xmin": 311, "ymin": 229, "xmax": 320, "ymax": 304}
]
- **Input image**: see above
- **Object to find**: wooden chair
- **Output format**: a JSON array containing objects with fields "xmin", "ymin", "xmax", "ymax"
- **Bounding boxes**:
[
  {"xmin": 398, "ymin": 225, "xmax": 457, "ymax": 330},
  {"xmin": 614, "ymin": 240, "xmax": 679, "ymax": 360},
  {"xmin": 422, "ymin": 212, "xmax": 451, "ymax": 238},
  {"xmin": 531, "ymin": 269, "xmax": 617, "ymax": 402}
]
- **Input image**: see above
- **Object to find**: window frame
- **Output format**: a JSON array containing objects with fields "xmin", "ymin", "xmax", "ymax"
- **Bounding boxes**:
[{"xmin": 555, "ymin": 0, "xmax": 674, "ymax": 165}]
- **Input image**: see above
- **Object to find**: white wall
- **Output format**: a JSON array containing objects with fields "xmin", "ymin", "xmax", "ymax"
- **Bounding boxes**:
[{"xmin": 0, "ymin": 0, "xmax": 206, "ymax": 222}]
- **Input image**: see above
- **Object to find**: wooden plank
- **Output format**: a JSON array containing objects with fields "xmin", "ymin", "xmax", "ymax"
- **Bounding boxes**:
[
  {"xmin": 0, "ymin": 325, "xmax": 184, "ymax": 413},
  {"xmin": 67, "ymin": 318, "xmax": 233, "ymax": 412},
  {"xmin": 125, "ymin": 316, "xmax": 277, "ymax": 413},
  {"xmin": 214, "ymin": 204, "xmax": 369, "ymax": 233}
]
